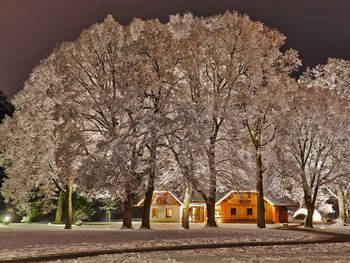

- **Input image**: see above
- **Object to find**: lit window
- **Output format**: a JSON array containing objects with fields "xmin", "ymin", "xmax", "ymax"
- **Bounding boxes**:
[
  {"xmin": 152, "ymin": 208, "xmax": 158, "ymax": 218},
  {"xmin": 230, "ymin": 208, "xmax": 236, "ymax": 216},
  {"xmin": 166, "ymin": 208, "xmax": 172, "ymax": 218},
  {"xmin": 247, "ymin": 208, "xmax": 253, "ymax": 216}
]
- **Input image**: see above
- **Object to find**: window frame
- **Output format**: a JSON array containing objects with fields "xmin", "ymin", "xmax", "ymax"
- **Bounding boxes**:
[
  {"xmin": 247, "ymin": 208, "xmax": 253, "ymax": 216},
  {"xmin": 230, "ymin": 208, "xmax": 237, "ymax": 216}
]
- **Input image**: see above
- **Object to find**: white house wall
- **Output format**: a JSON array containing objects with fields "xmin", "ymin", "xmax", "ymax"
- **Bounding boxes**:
[{"xmin": 150, "ymin": 205, "xmax": 181, "ymax": 223}]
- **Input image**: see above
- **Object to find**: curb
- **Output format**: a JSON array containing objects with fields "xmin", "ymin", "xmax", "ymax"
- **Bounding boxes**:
[{"xmin": 1, "ymin": 237, "xmax": 350, "ymax": 263}]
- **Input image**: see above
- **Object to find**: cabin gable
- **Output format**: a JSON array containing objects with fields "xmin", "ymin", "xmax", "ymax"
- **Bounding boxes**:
[{"xmin": 152, "ymin": 192, "xmax": 181, "ymax": 206}]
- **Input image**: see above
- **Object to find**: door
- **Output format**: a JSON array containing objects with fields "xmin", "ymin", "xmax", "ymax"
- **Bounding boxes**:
[{"xmin": 278, "ymin": 207, "xmax": 288, "ymax": 223}]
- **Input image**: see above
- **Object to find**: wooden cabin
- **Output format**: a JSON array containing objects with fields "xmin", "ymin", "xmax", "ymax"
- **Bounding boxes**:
[
  {"xmin": 136, "ymin": 191, "xmax": 183, "ymax": 223},
  {"xmin": 136, "ymin": 190, "xmax": 298, "ymax": 224},
  {"xmin": 216, "ymin": 191, "xmax": 299, "ymax": 224}
]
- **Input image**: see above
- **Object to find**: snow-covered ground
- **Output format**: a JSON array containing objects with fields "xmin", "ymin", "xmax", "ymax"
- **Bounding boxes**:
[
  {"xmin": 55, "ymin": 242, "xmax": 350, "ymax": 263},
  {"xmin": 0, "ymin": 223, "xmax": 348, "ymax": 262}
]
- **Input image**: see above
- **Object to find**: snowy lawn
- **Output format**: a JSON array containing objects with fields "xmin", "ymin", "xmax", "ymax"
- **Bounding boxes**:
[
  {"xmin": 55, "ymin": 242, "xmax": 350, "ymax": 263},
  {"xmin": 0, "ymin": 222, "xmax": 345, "ymax": 261}
]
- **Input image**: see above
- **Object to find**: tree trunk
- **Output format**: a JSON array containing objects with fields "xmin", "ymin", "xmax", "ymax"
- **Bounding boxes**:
[
  {"xmin": 64, "ymin": 180, "xmax": 73, "ymax": 230},
  {"xmin": 255, "ymin": 149, "xmax": 266, "ymax": 228},
  {"xmin": 303, "ymin": 191, "xmax": 314, "ymax": 228},
  {"xmin": 305, "ymin": 202, "xmax": 314, "ymax": 228},
  {"xmin": 205, "ymin": 136, "xmax": 218, "ymax": 227},
  {"xmin": 141, "ymin": 187, "xmax": 154, "ymax": 229},
  {"xmin": 182, "ymin": 183, "xmax": 192, "ymax": 229},
  {"xmin": 304, "ymin": 181, "xmax": 320, "ymax": 228},
  {"xmin": 205, "ymin": 198, "xmax": 217, "ymax": 227},
  {"xmin": 54, "ymin": 191, "xmax": 64, "ymax": 224},
  {"xmin": 106, "ymin": 209, "xmax": 111, "ymax": 223},
  {"xmin": 121, "ymin": 190, "xmax": 133, "ymax": 229},
  {"xmin": 122, "ymin": 137, "xmax": 138, "ymax": 230},
  {"xmin": 140, "ymin": 136, "xmax": 157, "ymax": 229},
  {"xmin": 337, "ymin": 187, "xmax": 347, "ymax": 224}
]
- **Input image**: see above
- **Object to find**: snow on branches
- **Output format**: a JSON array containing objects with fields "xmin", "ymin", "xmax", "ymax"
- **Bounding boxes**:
[{"xmin": 1, "ymin": 12, "xmax": 349, "ymax": 229}]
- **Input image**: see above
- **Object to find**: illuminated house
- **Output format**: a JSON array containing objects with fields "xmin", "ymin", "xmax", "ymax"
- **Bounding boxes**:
[
  {"xmin": 215, "ymin": 190, "xmax": 299, "ymax": 223},
  {"xmin": 136, "ymin": 190, "xmax": 299, "ymax": 224},
  {"xmin": 136, "ymin": 191, "xmax": 183, "ymax": 223},
  {"xmin": 186, "ymin": 190, "xmax": 299, "ymax": 224}
]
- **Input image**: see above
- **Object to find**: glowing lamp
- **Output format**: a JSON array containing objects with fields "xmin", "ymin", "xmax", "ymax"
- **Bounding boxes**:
[{"xmin": 3, "ymin": 216, "xmax": 10, "ymax": 225}]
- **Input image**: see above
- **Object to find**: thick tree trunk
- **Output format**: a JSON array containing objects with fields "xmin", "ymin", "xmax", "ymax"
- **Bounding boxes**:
[
  {"xmin": 54, "ymin": 191, "xmax": 64, "ymax": 224},
  {"xmin": 255, "ymin": 149, "xmax": 266, "ymax": 228},
  {"xmin": 140, "ymin": 136, "xmax": 157, "ymax": 229},
  {"xmin": 182, "ymin": 183, "xmax": 192, "ymax": 229},
  {"xmin": 205, "ymin": 136, "xmax": 218, "ymax": 227},
  {"xmin": 337, "ymin": 187, "xmax": 347, "ymax": 224},
  {"xmin": 121, "ymin": 190, "xmax": 133, "ymax": 229},
  {"xmin": 64, "ymin": 180, "xmax": 73, "ymax": 230},
  {"xmin": 122, "ymin": 138, "xmax": 138, "ymax": 230},
  {"xmin": 304, "ymin": 182, "xmax": 319, "ymax": 228},
  {"xmin": 305, "ymin": 202, "xmax": 314, "ymax": 228},
  {"xmin": 303, "ymin": 192, "xmax": 314, "ymax": 228},
  {"xmin": 141, "ymin": 187, "xmax": 154, "ymax": 229},
  {"xmin": 205, "ymin": 198, "xmax": 218, "ymax": 227}
]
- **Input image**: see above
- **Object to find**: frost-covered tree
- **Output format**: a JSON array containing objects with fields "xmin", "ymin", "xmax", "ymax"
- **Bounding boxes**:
[
  {"xmin": 276, "ymin": 85, "xmax": 350, "ymax": 228},
  {"xmin": 4, "ymin": 12, "xmax": 342, "ymax": 232},
  {"xmin": 169, "ymin": 12, "xmax": 249, "ymax": 227},
  {"xmin": 299, "ymin": 58, "xmax": 350, "ymax": 225},
  {"xmin": 300, "ymin": 58, "xmax": 350, "ymax": 93},
  {"xmin": 126, "ymin": 18, "xmax": 184, "ymax": 229},
  {"xmin": 0, "ymin": 89, "xmax": 15, "ymax": 214},
  {"xmin": 169, "ymin": 11, "xmax": 300, "ymax": 228},
  {"xmin": 0, "ymin": 57, "xmax": 59, "ymax": 220},
  {"xmin": 326, "ymin": 174, "xmax": 350, "ymax": 224},
  {"xmin": 52, "ymin": 16, "xmax": 147, "ymax": 229},
  {"xmin": 236, "ymin": 60, "xmax": 301, "ymax": 228},
  {"xmin": 161, "ymin": 119, "xmax": 198, "ymax": 229},
  {"xmin": 53, "ymin": 106, "xmax": 86, "ymax": 229}
]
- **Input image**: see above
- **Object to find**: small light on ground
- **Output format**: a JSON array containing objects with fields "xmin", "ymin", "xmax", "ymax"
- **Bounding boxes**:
[{"xmin": 3, "ymin": 216, "xmax": 10, "ymax": 224}]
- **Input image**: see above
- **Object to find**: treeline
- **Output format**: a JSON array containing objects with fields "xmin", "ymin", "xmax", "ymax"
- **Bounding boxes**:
[{"xmin": 0, "ymin": 12, "xmax": 350, "ymax": 229}]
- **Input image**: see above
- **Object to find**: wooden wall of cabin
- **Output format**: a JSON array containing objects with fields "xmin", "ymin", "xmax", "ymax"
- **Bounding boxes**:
[
  {"xmin": 150, "ymin": 204, "xmax": 181, "ymax": 223},
  {"xmin": 273, "ymin": 206, "xmax": 288, "ymax": 223},
  {"xmin": 220, "ymin": 192, "xmax": 275, "ymax": 223}
]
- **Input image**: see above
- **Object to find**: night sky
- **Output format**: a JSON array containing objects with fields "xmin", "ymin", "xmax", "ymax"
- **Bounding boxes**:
[{"xmin": 0, "ymin": 0, "xmax": 349, "ymax": 97}]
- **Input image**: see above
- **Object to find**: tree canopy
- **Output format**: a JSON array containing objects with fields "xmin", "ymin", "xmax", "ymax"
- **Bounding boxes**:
[{"xmin": 0, "ymin": 12, "xmax": 349, "ymax": 229}]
